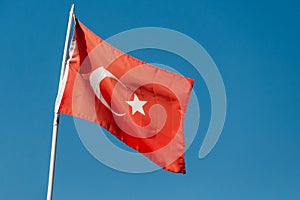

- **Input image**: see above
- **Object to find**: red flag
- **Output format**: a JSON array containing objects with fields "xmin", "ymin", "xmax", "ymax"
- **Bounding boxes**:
[{"xmin": 57, "ymin": 19, "xmax": 194, "ymax": 173}]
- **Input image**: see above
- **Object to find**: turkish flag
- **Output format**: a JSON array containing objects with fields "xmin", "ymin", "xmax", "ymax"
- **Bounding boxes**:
[{"xmin": 57, "ymin": 19, "xmax": 194, "ymax": 173}]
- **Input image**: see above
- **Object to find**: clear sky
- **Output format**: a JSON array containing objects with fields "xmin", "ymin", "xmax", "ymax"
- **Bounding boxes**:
[{"xmin": 0, "ymin": 0, "xmax": 299, "ymax": 199}]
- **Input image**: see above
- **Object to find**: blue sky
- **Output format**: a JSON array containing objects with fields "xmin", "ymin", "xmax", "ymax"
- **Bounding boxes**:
[{"xmin": 0, "ymin": 0, "xmax": 299, "ymax": 199}]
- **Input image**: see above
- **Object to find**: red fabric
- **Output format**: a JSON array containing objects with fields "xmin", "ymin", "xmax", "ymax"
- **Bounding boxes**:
[{"xmin": 59, "ymin": 19, "xmax": 194, "ymax": 173}]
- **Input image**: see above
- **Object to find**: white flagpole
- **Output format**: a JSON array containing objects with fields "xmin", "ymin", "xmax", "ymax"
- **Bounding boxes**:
[{"xmin": 46, "ymin": 4, "xmax": 75, "ymax": 200}]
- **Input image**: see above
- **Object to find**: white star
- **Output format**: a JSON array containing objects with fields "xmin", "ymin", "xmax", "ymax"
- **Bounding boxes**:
[{"xmin": 126, "ymin": 94, "xmax": 147, "ymax": 115}]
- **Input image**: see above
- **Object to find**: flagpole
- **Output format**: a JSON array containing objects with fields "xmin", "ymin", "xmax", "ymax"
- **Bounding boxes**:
[{"xmin": 46, "ymin": 4, "xmax": 75, "ymax": 200}]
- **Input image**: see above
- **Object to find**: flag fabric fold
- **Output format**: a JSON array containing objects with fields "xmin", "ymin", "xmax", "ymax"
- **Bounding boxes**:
[{"xmin": 57, "ymin": 19, "xmax": 194, "ymax": 173}]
